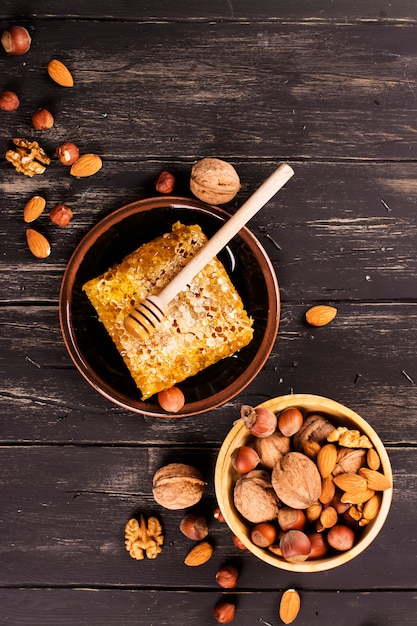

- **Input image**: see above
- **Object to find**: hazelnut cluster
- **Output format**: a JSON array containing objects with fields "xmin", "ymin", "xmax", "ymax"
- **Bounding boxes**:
[{"xmin": 231, "ymin": 405, "xmax": 392, "ymax": 563}]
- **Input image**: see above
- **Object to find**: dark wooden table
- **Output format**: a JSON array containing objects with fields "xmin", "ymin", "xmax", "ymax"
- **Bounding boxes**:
[{"xmin": 1, "ymin": 2, "xmax": 416, "ymax": 624}]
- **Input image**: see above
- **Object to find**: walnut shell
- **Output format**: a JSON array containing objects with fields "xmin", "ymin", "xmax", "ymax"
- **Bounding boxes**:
[
  {"xmin": 190, "ymin": 158, "xmax": 240, "ymax": 204},
  {"xmin": 333, "ymin": 447, "xmax": 367, "ymax": 476},
  {"xmin": 293, "ymin": 414, "xmax": 336, "ymax": 451},
  {"xmin": 254, "ymin": 431, "xmax": 291, "ymax": 470},
  {"xmin": 152, "ymin": 463, "xmax": 206, "ymax": 510},
  {"xmin": 234, "ymin": 469, "xmax": 279, "ymax": 523},
  {"xmin": 271, "ymin": 452, "xmax": 322, "ymax": 509}
]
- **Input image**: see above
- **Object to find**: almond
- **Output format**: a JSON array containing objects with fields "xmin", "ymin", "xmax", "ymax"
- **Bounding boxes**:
[
  {"xmin": 341, "ymin": 487, "xmax": 375, "ymax": 505},
  {"xmin": 23, "ymin": 195, "xmax": 46, "ymax": 223},
  {"xmin": 362, "ymin": 493, "xmax": 382, "ymax": 520},
  {"xmin": 319, "ymin": 506, "xmax": 338, "ymax": 529},
  {"xmin": 366, "ymin": 448, "xmax": 381, "ymax": 471},
  {"xmin": 305, "ymin": 305, "xmax": 337, "ymax": 327},
  {"xmin": 333, "ymin": 472, "xmax": 367, "ymax": 493},
  {"xmin": 47, "ymin": 59, "xmax": 74, "ymax": 87},
  {"xmin": 184, "ymin": 541, "xmax": 213, "ymax": 566},
  {"xmin": 279, "ymin": 588, "xmax": 301, "ymax": 624},
  {"xmin": 358, "ymin": 467, "xmax": 392, "ymax": 491},
  {"xmin": 319, "ymin": 475, "xmax": 336, "ymax": 505},
  {"xmin": 70, "ymin": 153, "xmax": 102, "ymax": 177},
  {"xmin": 317, "ymin": 443, "xmax": 337, "ymax": 478},
  {"xmin": 26, "ymin": 228, "xmax": 51, "ymax": 258}
]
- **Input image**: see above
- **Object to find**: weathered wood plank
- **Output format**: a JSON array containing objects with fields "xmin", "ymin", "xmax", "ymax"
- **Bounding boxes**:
[
  {"xmin": 0, "ymin": 446, "xmax": 412, "ymax": 590},
  {"xmin": 1, "ymin": 162, "xmax": 416, "ymax": 304},
  {"xmin": 0, "ymin": 22, "xmax": 416, "ymax": 164},
  {"xmin": 1, "ymin": 0, "xmax": 417, "ymax": 21},
  {"xmin": 0, "ymin": 589, "xmax": 416, "ymax": 626},
  {"xmin": 1, "ymin": 302, "xmax": 416, "ymax": 445}
]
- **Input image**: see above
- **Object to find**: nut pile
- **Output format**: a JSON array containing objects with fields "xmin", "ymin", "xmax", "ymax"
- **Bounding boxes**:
[{"xmin": 231, "ymin": 404, "xmax": 392, "ymax": 563}]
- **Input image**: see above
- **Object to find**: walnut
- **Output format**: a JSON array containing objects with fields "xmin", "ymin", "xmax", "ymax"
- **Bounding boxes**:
[
  {"xmin": 327, "ymin": 426, "xmax": 372, "ymax": 449},
  {"xmin": 293, "ymin": 413, "xmax": 335, "ymax": 451},
  {"xmin": 233, "ymin": 469, "xmax": 279, "ymax": 523},
  {"xmin": 271, "ymin": 452, "xmax": 322, "ymax": 509},
  {"xmin": 254, "ymin": 431, "xmax": 291, "ymax": 469},
  {"xmin": 124, "ymin": 515, "xmax": 164, "ymax": 560},
  {"xmin": 332, "ymin": 447, "xmax": 367, "ymax": 476},
  {"xmin": 5, "ymin": 137, "xmax": 51, "ymax": 177},
  {"xmin": 190, "ymin": 157, "xmax": 240, "ymax": 204},
  {"xmin": 152, "ymin": 463, "xmax": 206, "ymax": 510}
]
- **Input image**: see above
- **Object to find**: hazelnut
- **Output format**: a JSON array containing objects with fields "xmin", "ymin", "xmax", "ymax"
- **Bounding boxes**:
[
  {"xmin": 50, "ymin": 204, "xmax": 73, "ymax": 227},
  {"xmin": 251, "ymin": 522, "xmax": 277, "ymax": 547},
  {"xmin": 278, "ymin": 506, "xmax": 306, "ymax": 532},
  {"xmin": 179, "ymin": 513, "xmax": 208, "ymax": 541},
  {"xmin": 327, "ymin": 524, "xmax": 355, "ymax": 551},
  {"xmin": 213, "ymin": 601, "xmax": 235, "ymax": 624},
  {"xmin": 190, "ymin": 157, "xmax": 240, "ymax": 204},
  {"xmin": 231, "ymin": 445, "xmax": 260, "ymax": 473},
  {"xmin": 32, "ymin": 108, "xmax": 54, "ymax": 130},
  {"xmin": 56, "ymin": 142, "xmax": 79, "ymax": 166},
  {"xmin": 155, "ymin": 170, "xmax": 175, "ymax": 194},
  {"xmin": 215, "ymin": 565, "xmax": 239, "ymax": 589},
  {"xmin": 213, "ymin": 506, "xmax": 225, "ymax": 522},
  {"xmin": 152, "ymin": 463, "xmax": 206, "ymax": 510},
  {"xmin": 0, "ymin": 90, "xmax": 20, "ymax": 111},
  {"xmin": 278, "ymin": 407, "xmax": 304, "ymax": 437},
  {"xmin": 280, "ymin": 529, "xmax": 312, "ymax": 563},
  {"xmin": 231, "ymin": 533, "xmax": 247, "ymax": 550},
  {"xmin": 157, "ymin": 386, "xmax": 185, "ymax": 413},
  {"xmin": 240, "ymin": 405, "xmax": 277, "ymax": 438},
  {"xmin": 1, "ymin": 25, "xmax": 31, "ymax": 55},
  {"xmin": 308, "ymin": 532, "xmax": 329, "ymax": 558}
]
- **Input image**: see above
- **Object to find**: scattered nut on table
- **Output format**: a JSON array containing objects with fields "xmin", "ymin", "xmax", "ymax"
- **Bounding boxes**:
[{"xmin": 124, "ymin": 515, "xmax": 164, "ymax": 560}]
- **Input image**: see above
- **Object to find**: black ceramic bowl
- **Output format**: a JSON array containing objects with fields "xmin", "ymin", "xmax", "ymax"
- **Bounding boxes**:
[{"xmin": 59, "ymin": 196, "xmax": 279, "ymax": 417}]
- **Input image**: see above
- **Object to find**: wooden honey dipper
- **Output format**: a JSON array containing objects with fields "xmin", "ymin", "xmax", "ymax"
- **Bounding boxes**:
[{"xmin": 124, "ymin": 163, "xmax": 294, "ymax": 341}]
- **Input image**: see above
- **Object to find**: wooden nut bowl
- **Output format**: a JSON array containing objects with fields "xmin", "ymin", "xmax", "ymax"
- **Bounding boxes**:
[{"xmin": 215, "ymin": 394, "xmax": 393, "ymax": 572}]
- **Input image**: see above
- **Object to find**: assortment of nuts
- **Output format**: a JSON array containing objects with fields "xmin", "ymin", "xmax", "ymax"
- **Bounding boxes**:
[{"xmin": 229, "ymin": 404, "xmax": 392, "ymax": 564}]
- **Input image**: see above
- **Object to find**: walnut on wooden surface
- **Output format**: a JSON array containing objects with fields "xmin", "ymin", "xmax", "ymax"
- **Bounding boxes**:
[
  {"xmin": 5, "ymin": 137, "xmax": 51, "ymax": 177},
  {"xmin": 124, "ymin": 514, "xmax": 164, "ymax": 560},
  {"xmin": 152, "ymin": 463, "xmax": 206, "ymax": 510},
  {"xmin": 190, "ymin": 157, "xmax": 240, "ymax": 205}
]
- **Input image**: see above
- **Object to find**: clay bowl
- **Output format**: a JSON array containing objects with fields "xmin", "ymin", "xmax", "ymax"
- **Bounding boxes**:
[
  {"xmin": 59, "ymin": 196, "xmax": 279, "ymax": 417},
  {"xmin": 215, "ymin": 393, "xmax": 393, "ymax": 572}
]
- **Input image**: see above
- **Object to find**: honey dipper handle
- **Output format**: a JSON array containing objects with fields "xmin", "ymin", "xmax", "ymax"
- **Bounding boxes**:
[{"xmin": 158, "ymin": 163, "xmax": 294, "ymax": 308}]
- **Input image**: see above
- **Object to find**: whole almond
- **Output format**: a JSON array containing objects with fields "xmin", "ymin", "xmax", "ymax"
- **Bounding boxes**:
[
  {"xmin": 333, "ymin": 472, "xmax": 367, "ymax": 493},
  {"xmin": 317, "ymin": 443, "xmax": 337, "ymax": 478},
  {"xmin": 23, "ymin": 195, "xmax": 46, "ymax": 223},
  {"xmin": 306, "ymin": 305, "xmax": 337, "ymax": 327},
  {"xmin": 362, "ymin": 493, "xmax": 382, "ymax": 520},
  {"xmin": 279, "ymin": 588, "xmax": 301, "ymax": 624},
  {"xmin": 26, "ymin": 228, "xmax": 51, "ymax": 258},
  {"xmin": 366, "ymin": 448, "xmax": 381, "ymax": 471},
  {"xmin": 184, "ymin": 541, "xmax": 213, "ymax": 566},
  {"xmin": 319, "ymin": 475, "xmax": 336, "ymax": 505},
  {"xmin": 358, "ymin": 468, "xmax": 392, "ymax": 491},
  {"xmin": 319, "ymin": 506, "xmax": 338, "ymax": 529},
  {"xmin": 70, "ymin": 154, "xmax": 102, "ymax": 177},
  {"xmin": 341, "ymin": 487, "xmax": 375, "ymax": 505},
  {"xmin": 47, "ymin": 59, "xmax": 74, "ymax": 87}
]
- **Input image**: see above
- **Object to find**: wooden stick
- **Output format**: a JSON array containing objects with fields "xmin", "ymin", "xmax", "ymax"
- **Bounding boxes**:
[{"xmin": 124, "ymin": 163, "xmax": 294, "ymax": 341}]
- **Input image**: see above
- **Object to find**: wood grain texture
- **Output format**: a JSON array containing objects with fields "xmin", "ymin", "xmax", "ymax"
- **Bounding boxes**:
[
  {"xmin": 1, "ymin": 303, "xmax": 416, "ymax": 445},
  {"xmin": 0, "ymin": 446, "xmax": 412, "ymax": 590},
  {"xmin": 1, "ymin": 162, "xmax": 416, "ymax": 303},
  {"xmin": 0, "ymin": 3, "xmax": 416, "ymax": 624}
]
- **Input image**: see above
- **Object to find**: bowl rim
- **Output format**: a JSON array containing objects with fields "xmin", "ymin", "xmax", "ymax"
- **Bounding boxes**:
[
  {"xmin": 59, "ymin": 195, "xmax": 280, "ymax": 417},
  {"xmin": 215, "ymin": 393, "xmax": 393, "ymax": 572}
]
